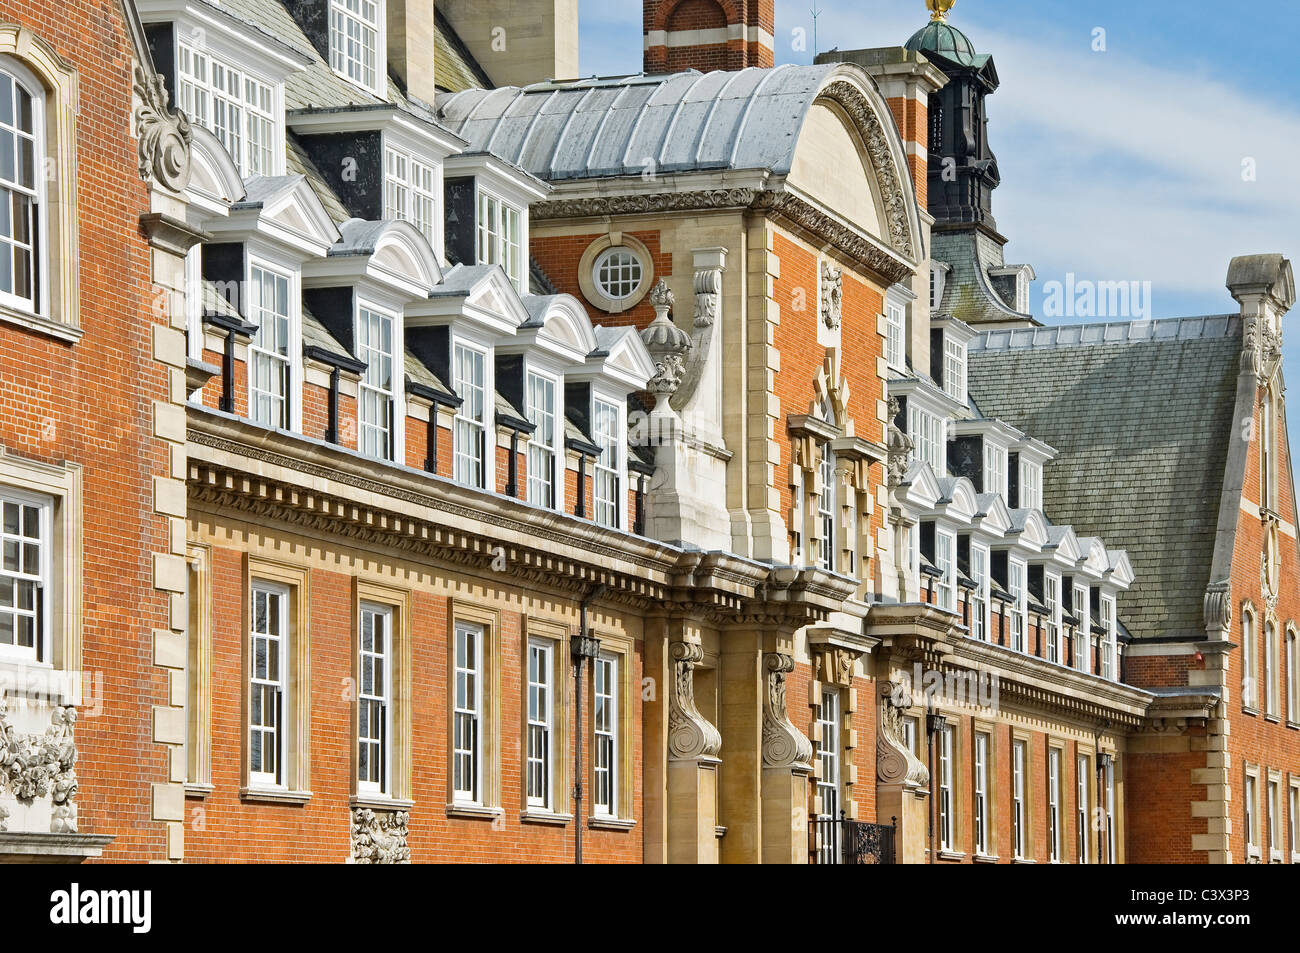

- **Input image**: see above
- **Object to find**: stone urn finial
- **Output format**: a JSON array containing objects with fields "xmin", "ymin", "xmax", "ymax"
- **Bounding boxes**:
[{"xmin": 640, "ymin": 280, "xmax": 691, "ymax": 411}]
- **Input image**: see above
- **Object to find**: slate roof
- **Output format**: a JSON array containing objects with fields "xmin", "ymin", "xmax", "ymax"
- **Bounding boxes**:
[
  {"xmin": 932, "ymin": 229, "xmax": 1034, "ymax": 325},
  {"xmin": 434, "ymin": 64, "xmax": 849, "ymax": 182},
  {"xmin": 968, "ymin": 314, "xmax": 1243, "ymax": 641}
]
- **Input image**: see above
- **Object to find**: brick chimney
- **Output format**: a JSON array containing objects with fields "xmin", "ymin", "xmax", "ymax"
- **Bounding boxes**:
[
  {"xmin": 388, "ymin": 0, "xmax": 439, "ymax": 105},
  {"xmin": 643, "ymin": 0, "xmax": 774, "ymax": 74}
]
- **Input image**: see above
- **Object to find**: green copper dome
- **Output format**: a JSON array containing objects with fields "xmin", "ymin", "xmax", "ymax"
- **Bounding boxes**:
[{"xmin": 904, "ymin": 20, "xmax": 979, "ymax": 67}]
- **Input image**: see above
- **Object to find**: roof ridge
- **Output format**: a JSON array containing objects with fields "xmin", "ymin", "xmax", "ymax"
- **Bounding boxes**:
[{"xmin": 970, "ymin": 313, "xmax": 1241, "ymax": 353}]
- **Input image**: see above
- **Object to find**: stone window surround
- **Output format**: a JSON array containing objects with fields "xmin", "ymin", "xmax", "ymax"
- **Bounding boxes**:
[
  {"xmin": 519, "ymin": 616, "xmax": 572, "ymax": 825},
  {"xmin": 184, "ymin": 542, "xmax": 213, "ymax": 795},
  {"xmin": 0, "ymin": 26, "xmax": 80, "ymax": 343},
  {"xmin": 446, "ymin": 599, "xmax": 502, "ymax": 818},
  {"xmin": 972, "ymin": 719, "xmax": 997, "ymax": 861},
  {"xmin": 578, "ymin": 232, "xmax": 654, "ymax": 315},
  {"xmin": 1244, "ymin": 761, "xmax": 1262, "ymax": 862},
  {"xmin": 239, "ymin": 555, "xmax": 312, "ymax": 803},
  {"xmin": 586, "ymin": 627, "xmax": 636, "ymax": 829},
  {"xmin": 0, "ymin": 449, "xmax": 81, "ymax": 677},
  {"xmin": 350, "ymin": 577, "xmax": 413, "ymax": 810},
  {"xmin": 1010, "ymin": 727, "xmax": 1034, "ymax": 863}
]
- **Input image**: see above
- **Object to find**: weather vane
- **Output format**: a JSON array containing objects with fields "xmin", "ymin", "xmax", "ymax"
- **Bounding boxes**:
[
  {"xmin": 810, "ymin": 3, "xmax": 822, "ymax": 57},
  {"xmin": 927, "ymin": 0, "xmax": 957, "ymax": 22}
]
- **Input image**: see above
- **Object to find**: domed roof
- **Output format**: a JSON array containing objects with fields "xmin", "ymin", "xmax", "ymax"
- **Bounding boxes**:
[{"xmin": 904, "ymin": 20, "xmax": 979, "ymax": 67}]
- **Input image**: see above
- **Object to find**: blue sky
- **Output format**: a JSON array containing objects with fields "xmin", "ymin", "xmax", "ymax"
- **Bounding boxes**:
[{"xmin": 578, "ymin": 0, "xmax": 1300, "ymax": 401}]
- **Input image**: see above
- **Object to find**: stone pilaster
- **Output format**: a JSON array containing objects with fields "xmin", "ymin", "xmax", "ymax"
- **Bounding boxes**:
[
  {"xmin": 760, "ymin": 651, "xmax": 813, "ymax": 864},
  {"xmin": 667, "ymin": 639, "xmax": 722, "ymax": 864}
]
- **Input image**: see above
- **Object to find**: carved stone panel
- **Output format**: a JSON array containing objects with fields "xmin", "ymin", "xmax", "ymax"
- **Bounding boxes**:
[
  {"xmin": 0, "ymin": 701, "xmax": 79, "ymax": 834},
  {"xmin": 350, "ymin": 808, "xmax": 410, "ymax": 864}
]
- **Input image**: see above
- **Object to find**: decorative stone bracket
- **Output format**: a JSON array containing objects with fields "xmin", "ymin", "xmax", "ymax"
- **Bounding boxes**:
[
  {"xmin": 350, "ymin": 808, "xmax": 410, "ymax": 863},
  {"xmin": 668, "ymin": 641, "xmax": 722, "ymax": 761},
  {"xmin": 761, "ymin": 653, "xmax": 813, "ymax": 771},
  {"xmin": 876, "ymin": 681, "xmax": 929, "ymax": 789},
  {"xmin": 0, "ymin": 701, "xmax": 79, "ymax": 833},
  {"xmin": 669, "ymin": 251, "xmax": 726, "ymax": 412}
]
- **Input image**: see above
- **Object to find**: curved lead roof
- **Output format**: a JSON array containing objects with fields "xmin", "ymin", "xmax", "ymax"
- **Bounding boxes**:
[{"xmin": 434, "ymin": 64, "xmax": 851, "ymax": 182}]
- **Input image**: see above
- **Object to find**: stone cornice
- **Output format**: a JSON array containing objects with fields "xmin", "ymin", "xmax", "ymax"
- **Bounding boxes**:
[
  {"xmin": 532, "ymin": 188, "xmax": 915, "ymax": 287},
  {"xmin": 186, "ymin": 410, "xmax": 844, "ymax": 625}
]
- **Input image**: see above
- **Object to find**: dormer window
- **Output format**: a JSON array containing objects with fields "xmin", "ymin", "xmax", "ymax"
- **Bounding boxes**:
[
  {"xmin": 942, "ymin": 335, "xmax": 966, "ymax": 404},
  {"xmin": 1072, "ymin": 582, "xmax": 1090, "ymax": 672},
  {"xmin": 177, "ymin": 44, "xmax": 278, "ymax": 176},
  {"xmin": 477, "ymin": 191, "xmax": 522, "ymax": 290},
  {"xmin": 885, "ymin": 299, "xmax": 906, "ymax": 370},
  {"xmin": 934, "ymin": 528, "xmax": 956, "ymax": 611},
  {"xmin": 1020, "ymin": 459, "xmax": 1042, "ymax": 510},
  {"xmin": 1044, "ymin": 571, "xmax": 1062, "ymax": 663},
  {"xmin": 526, "ymin": 370, "xmax": 559, "ymax": 509},
  {"xmin": 384, "ymin": 148, "xmax": 438, "ymax": 248},
  {"xmin": 984, "ymin": 442, "xmax": 1007, "ymax": 498},
  {"xmin": 329, "ymin": 0, "xmax": 384, "ymax": 95},
  {"xmin": 908, "ymin": 405, "xmax": 944, "ymax": 474},
  {"xmin": 248, "ymin": 262, "xmax": 295, "ymax": 430},
  {"xmin": 1008, "ymin": 557, "xmax": 1027, "ymax": 652},
  {"xmin": 356, "ymin": 305, "xmax": 396, "ymax": 460},
  {"xmin": 1099, "ymin": 595, "xmax": 1116, "ymax": 680},
  {"xmin": 930, "ymin": 262, "xmax": 948, "ymax": 313},
  {"xmin": 592, "ymin": 398, "xmax": 621, "ymax": 528},
  {"xmin": 453, "ymin": 341, "xmax": 489, "ymax": 489}
]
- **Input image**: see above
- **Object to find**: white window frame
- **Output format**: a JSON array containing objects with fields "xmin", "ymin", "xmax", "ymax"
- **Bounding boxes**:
[
  {"xmin": 1048, "ymin": 747, "xmax": 1063, "ymax": 862},
  {"xmin": 247, "ymin": 259, "xmax": 298, "ymax": 432},
  {"xmin": 818, "ymin": 443, "xmax": 837, "ymax": 572},
  {"xmin": 1077, "ymin": 754, "xmax": 1091, "ymax": 864},
  {"xmin": 1245, "ymin": 769, "xmax": 1261, "ymax": 860},
  {"xmin": 974, "ymin": 732, "xmax": 990, "ymax": 856},
  {"xmin": 0, "ymin": 60, "xmax": 46, "ymax": 316},
  {"xmin": 1105, "ymin": 757, "xmax": 1117, "ymax": 863},
  {"xmin": 525, "ymin": 638, "xmax": 554, "ymax": 811},
  {"xmin": 592, "ymin": 246, "xmax": 644, "ymax": 305},
  {"xmin": 592, "ymin": 396, "xmax": 622, "ymax": 529},
  {"xmin": 1012, "ymin": 739, "xmax": 1027, "ymax": 860},
  {"xmin": 885, "ymin": 300, "xmax": 906, "ymax": 370},
  {"xmin": 984, "ymin": 442, "xmax": 1007, "ymax": 499},
  {"xmin": 1289, "ymin": 781, "xmax": 1299, "ymax": 864},
  {"xmin": 452, "ymin": 620, "xmax": 484, "ymax": 805},
  {"xmin": 908, "ymin": 405, "xmax": 945, "ymax": 474},
  {"xmin": 1044, "ymin": 572, "xmax": 1062, "ymax": 664},
  {"xmin": 1288, "ymin": 627, "xmax": 1298, "ymax": 725},
  {"xmin": 384, "ymin": 146, "xmax": 439, "ymax": 249},
  {"xmin": 248, "ymin": 581, "xmax": 288, "ymax": 789},
  {"xmin": 592, "ymin": 652, "xmax": 619, "ymax": 818},
  {"xmin": 1073, "ymin": 583, "xmax": 1091, "ymax": 674},
  {"xmin": 938, "ymin": 724, "xmax": 954, "ymax": 852},
  {"xmin": 526, "ymin": 369, "xmax": 560, "ymax": 510},
  {"xmin": 943, "ymin": 334, "xmax": 966, "ymax": 404},
  {"xmin": 477, "ymin": 189, "xmax": 523, "ymax": 290},
  {"xmin": 1100, "ymin": 594, "xmax": 1117, "ymax": 681},
  {"xmin": 329, "ymin": 0, "xmax": 385, "ymax": 96},
  {"xmin": 816, "ymin": 686, "xmax": 842, "ymax": 825},
  {"xmin": 357, "ymin": 601, "xmax": 392, "ymax": 795},
  {"xmin": 1008, "ymin": 557, "xmax": 1027, "ymax": 653},
  {"xmin": 1020, "ymin": 459, "xmax": 1043, "ymax": 511},
  {"xmin": 356, "ymin": 302, "xmax": 398, "ymax": 461},
  {"xmin": 1242, "ymin": 608, "xmax": 1258, "ymax": 710},
  {"xmin": 969, "ymin": 542, "xmax": 989, "ymax": 642},
  {"xmin": 452, "ymin": 339, "xmax": 490, "ymax": 490},
  {"xmin": 935, "ymin": 528, "xmax": 956, "ymax": 612},
  {"xmin": 1269, "ymin": 777, "xmax": 1282, "ymax": 862},
  {"xmin": 1265, "ymin": 621, "xmax": 1280, "ymax": 718},
  {"xmin": 0, "ymin": 488, "xmax": 50, "ymax": 663},
  {"xmin": 176, "ymin": 41, "xmax": 280, "ymax": 177}
]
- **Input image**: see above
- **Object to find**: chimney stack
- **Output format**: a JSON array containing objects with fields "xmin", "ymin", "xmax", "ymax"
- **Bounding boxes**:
[
  {"xmin": 643, "ymin": 0, "xmax": 774, "ymax": 74},
  {"xmin": 388, "ymin": 0, "xmax": 439, "ymax": 105},
  {"xmin": 440, "ymin": 0, "xmax": 580, "ymax": 87}
]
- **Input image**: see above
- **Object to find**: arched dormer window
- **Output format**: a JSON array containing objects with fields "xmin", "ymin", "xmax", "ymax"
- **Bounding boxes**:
[{"xmin": 0, "ymin": 32, "xmax": 79, "ymax": 341}]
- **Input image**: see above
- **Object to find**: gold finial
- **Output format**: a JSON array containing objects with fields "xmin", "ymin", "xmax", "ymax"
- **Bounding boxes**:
[{"xmin": 927, "ymin": 0, "xmax": 956, "ymax": 22}]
